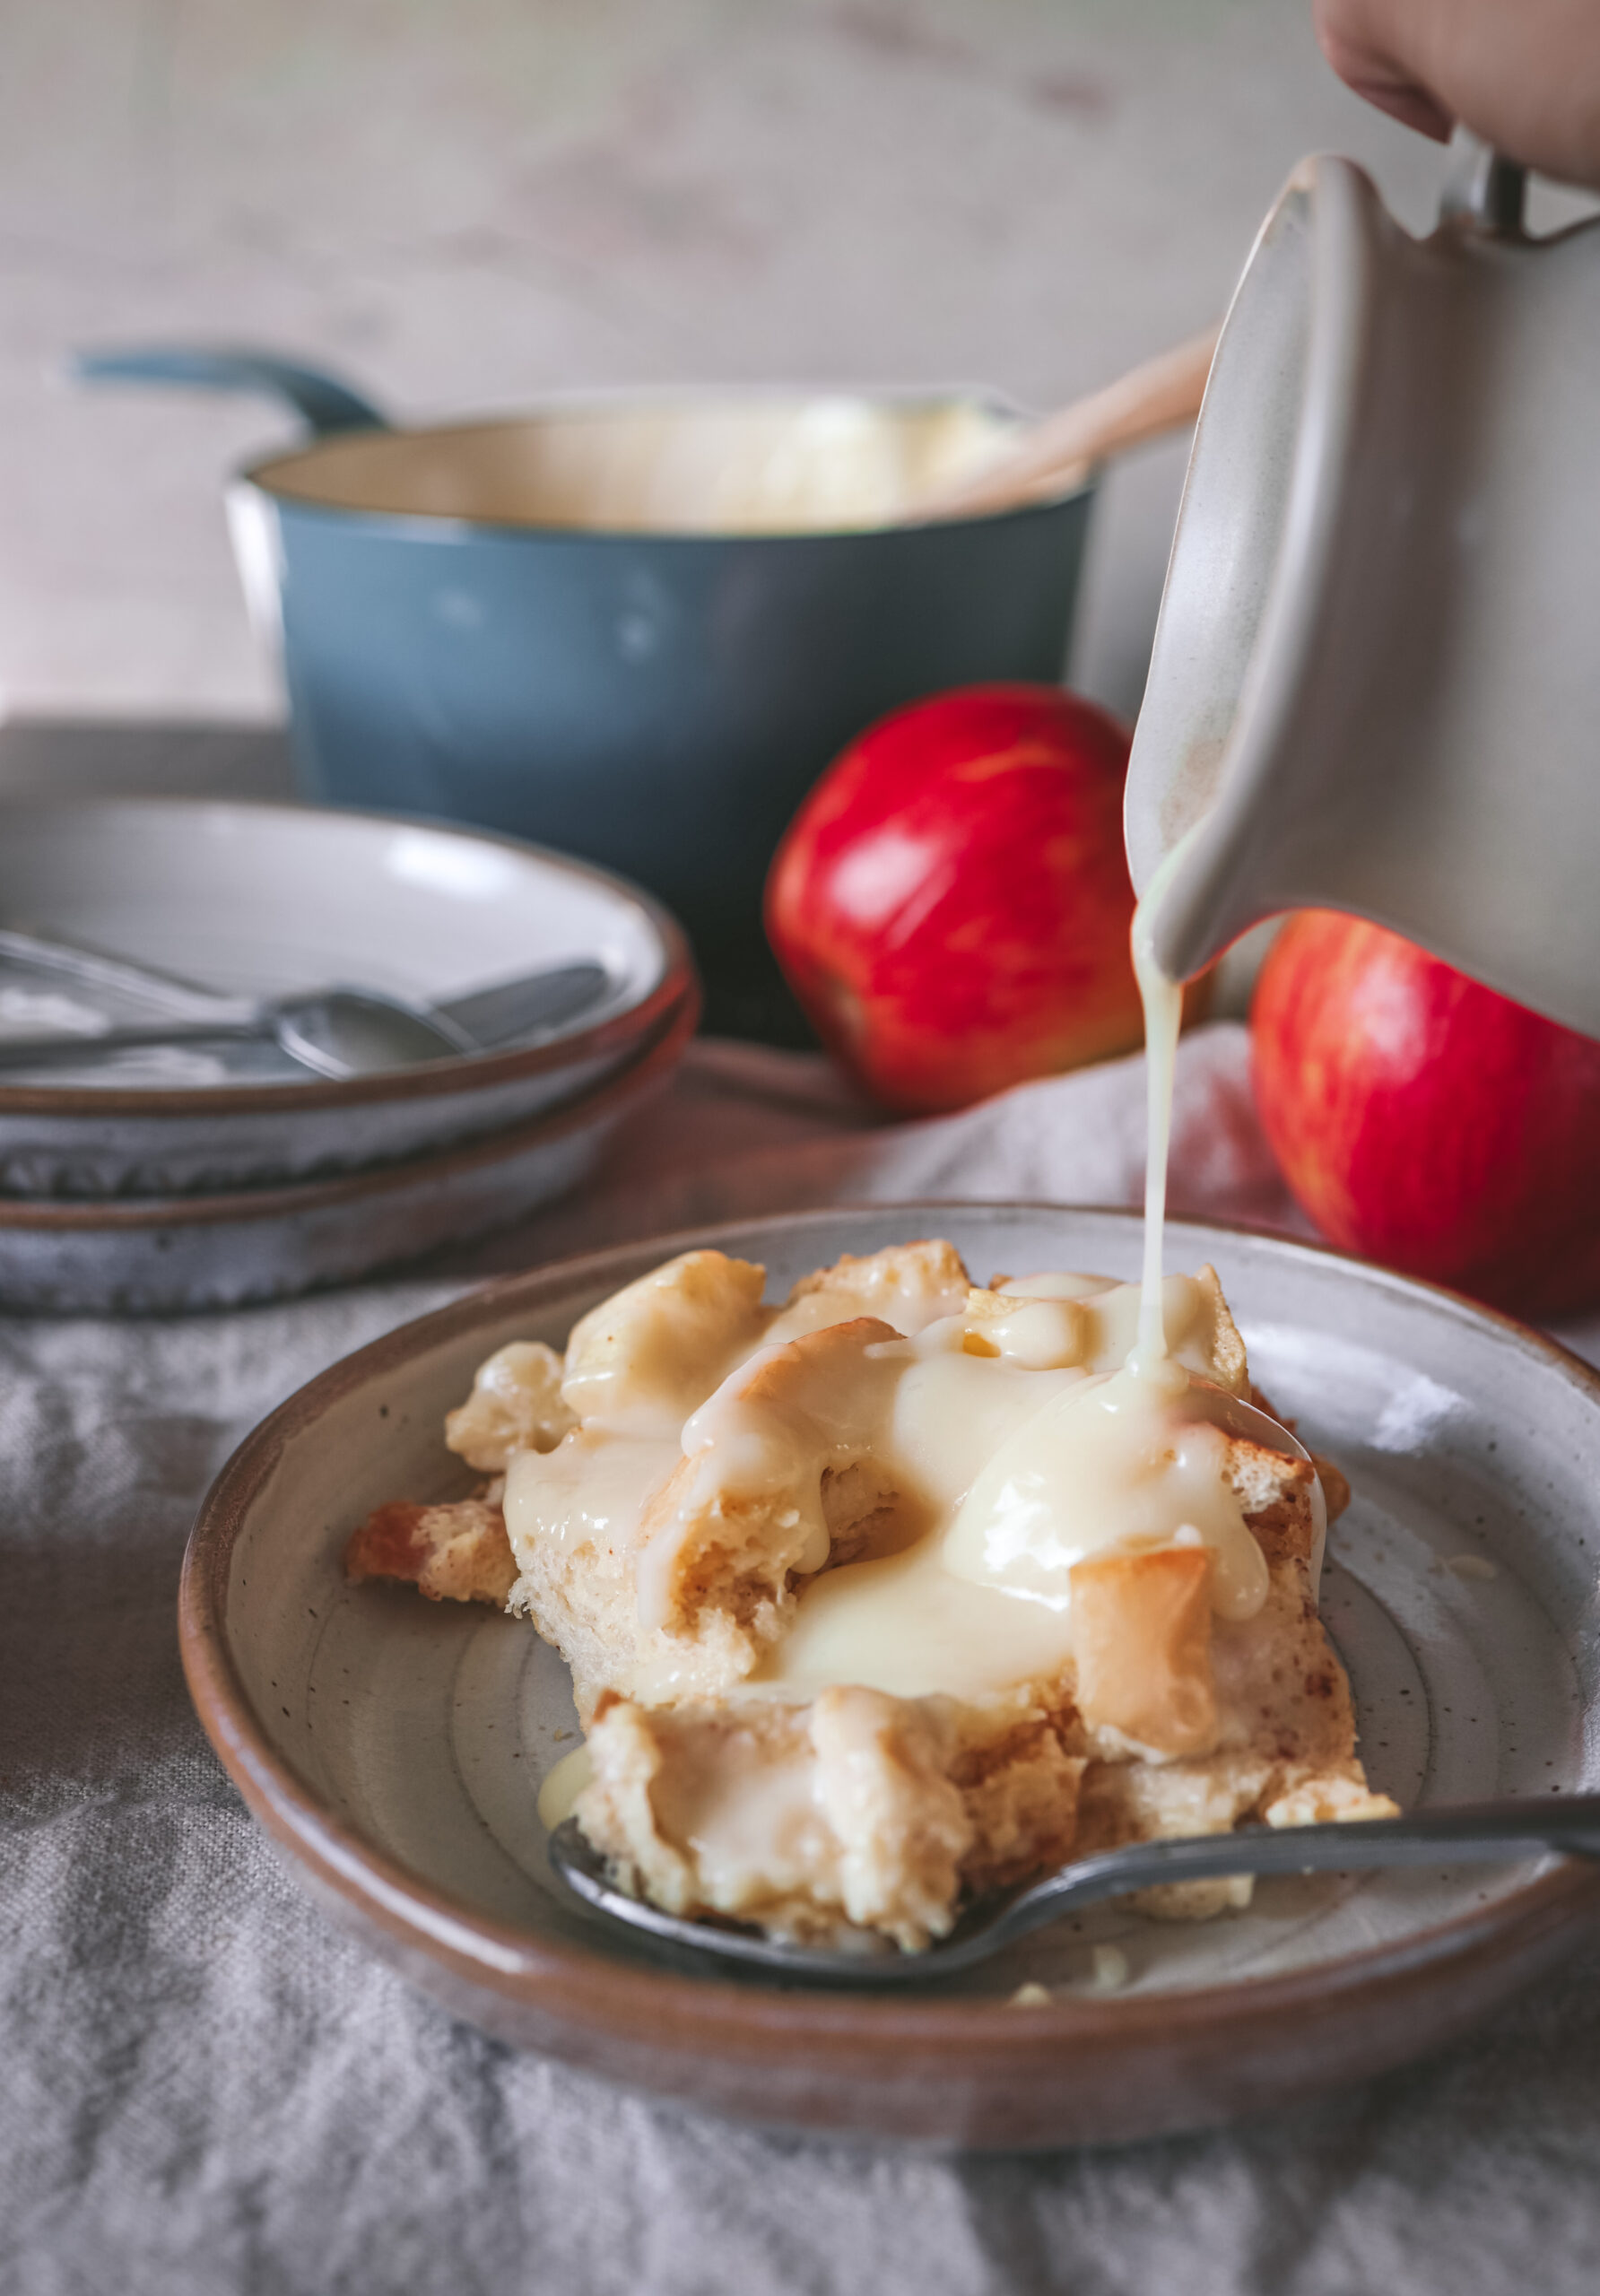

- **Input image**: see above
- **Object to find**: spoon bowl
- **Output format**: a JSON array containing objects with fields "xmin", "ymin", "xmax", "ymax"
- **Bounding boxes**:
[{"xmin": 271, "ymin": 987, "xmax": 478, "ymax": 1078}]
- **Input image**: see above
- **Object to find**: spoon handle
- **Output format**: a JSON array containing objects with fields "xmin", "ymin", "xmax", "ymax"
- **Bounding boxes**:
[
  {"xmin": 0, "ymin": 1018, "xmax": 268, "ymax": 1065},
  {"xmin": 548, "ymin": 1797, "xmax": 1600, "ymax": 1987},
  {"xmin": 981, "ymin": 1794, "xmax": 1600, "ymax": 1961},
  {"xmin": 0, "ymin": 926, "xmax": 248, "ymax": 1019}
]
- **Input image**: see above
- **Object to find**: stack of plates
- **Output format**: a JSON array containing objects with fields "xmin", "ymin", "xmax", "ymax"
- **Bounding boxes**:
[{"xmin": 0, "ymin": 799, "xmax": 697, "ymax": 1311}]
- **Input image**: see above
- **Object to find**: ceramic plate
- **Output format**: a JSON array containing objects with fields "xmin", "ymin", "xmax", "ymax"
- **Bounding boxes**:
[
  {"xmin": 179, "ymin": 1205, "xmax": 1600, "ymax": 2148},
  {"xmin": 0, "ymin": 797, "xmax": 691, "ymax": 1193},
  {"xmin": 0, "ymin": 994, "xmax": 693, "ymax": 1312}
]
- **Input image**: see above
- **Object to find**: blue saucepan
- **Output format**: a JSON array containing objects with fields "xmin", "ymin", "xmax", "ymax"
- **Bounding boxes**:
[{"xmin": 79, "ymin": 349, "xmax": 1096, "ymax": 987}]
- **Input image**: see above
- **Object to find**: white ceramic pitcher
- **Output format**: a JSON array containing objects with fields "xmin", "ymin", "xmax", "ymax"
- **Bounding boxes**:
[{"xmin": 1124, "ymin": 141, "xmax": 1600, "ymax": 1038}]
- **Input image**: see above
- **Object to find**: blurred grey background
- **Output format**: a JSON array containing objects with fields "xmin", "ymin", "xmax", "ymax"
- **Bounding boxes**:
[{"xmin": 12, "ymin": 0, "xmax": 1594, "ymax": 751}]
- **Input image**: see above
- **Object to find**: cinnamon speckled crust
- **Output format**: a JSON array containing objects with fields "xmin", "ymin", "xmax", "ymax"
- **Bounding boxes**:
[{"xmin": 1227, "ymin": 1438, "xmax": 1318, "ymax": 1565}]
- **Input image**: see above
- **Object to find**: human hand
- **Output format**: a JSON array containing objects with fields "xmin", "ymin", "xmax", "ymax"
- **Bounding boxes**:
[{"xmin": 1315, "ymin": 0, "xmax": 1600, "ymax": 187}]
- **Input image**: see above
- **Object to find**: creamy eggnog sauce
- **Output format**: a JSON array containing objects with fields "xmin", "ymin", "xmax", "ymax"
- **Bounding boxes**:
[
  {"xmin": 943, "ymin": 1380, "xmax": 1265, "ymax": 1620},
  {"xmin": 508, "ymin": 853, "xmax": 1266, "ymax": 1735},
  {"xmin": 757, "ymin": 1309, "xmax": 1265, "ymax": 1700},
  {"xmin": 759, "ymin": 1526, "xmax": 1080, "ymax": 1701},
  {"xmin": 994, "ymin": 1272, "xmax": 1115, "ymax": 1300},
  {"xmin": 507, "ymin": 1430, "xmax": 680, "ymax": 1561},
  {"xmin": 537, "ymin": 1743, "xmax": 594, "ymax": 1830},
  {"xmin": 759, "ymin": 1261, "xmax": 970, "ymax": 1349},
  {"xmin": 271, "ymin": 397, "xmax": 1022, "ymax": 536},
  {"xmin": 508, "ymin": 1295, "xmax": 1265, "ymax": 1727}
]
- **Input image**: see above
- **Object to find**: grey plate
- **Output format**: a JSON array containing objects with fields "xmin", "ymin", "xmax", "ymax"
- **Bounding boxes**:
[
  {"xmin": 181, "ymin": 1205, "xmax": 1600, "ymax": 2147},
  {"xmin": 0, "ymin": 996, "xmax": 693, "ymax": 1311},
  {"xmin": 0, "ymin": 797, "xmax": 691, "ymax": 1195}
]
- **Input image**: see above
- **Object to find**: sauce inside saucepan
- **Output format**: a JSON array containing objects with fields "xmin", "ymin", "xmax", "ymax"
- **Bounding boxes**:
[{"xmin": 254, "ymin": 394, "xmax": 1043, "ymax": 535}]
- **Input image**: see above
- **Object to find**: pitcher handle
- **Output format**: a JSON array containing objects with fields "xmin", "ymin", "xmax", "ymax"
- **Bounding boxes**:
[
  {"xmin": 1440, "ymin": 135, "xmax": 1527, "ymax": 234},
  {"xmin": 72, "ymin": 345, "xmax": 388, "ymax": 435}
]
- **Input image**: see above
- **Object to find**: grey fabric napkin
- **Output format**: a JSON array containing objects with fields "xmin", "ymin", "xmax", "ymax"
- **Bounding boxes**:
[{"xmin": 4, "ymin": 1022, "xmax": 1599, "ymax": 2296}]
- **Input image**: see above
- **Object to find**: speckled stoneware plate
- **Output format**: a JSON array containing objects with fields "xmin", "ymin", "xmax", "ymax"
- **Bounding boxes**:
[
  {"xmin": 0, "ymin": 798, "xmax": 691, "ymax": 1194},
  {"xmin": 179, "ymin": 1205, "xmax": 1600, "ymax": 2149},
  {"xmin": 0, "ymin": 993, "xmax": 693, "ymax": 1312}
]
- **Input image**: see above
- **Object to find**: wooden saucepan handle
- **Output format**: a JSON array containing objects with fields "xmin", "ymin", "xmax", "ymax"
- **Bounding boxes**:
[{"xmin": 919, "ymin": 324, "xmax": 1221, "ymax": 520}]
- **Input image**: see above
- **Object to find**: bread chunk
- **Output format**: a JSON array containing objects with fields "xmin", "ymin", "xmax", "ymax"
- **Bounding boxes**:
[
  {"xmin": 576, "ymin": 1685, "xmax": 1084, "ymax": 1949},
  {"xmin": 1070, "ymin": 1545, "xmax": 1218, "ymax": 1757},
  {"xmin": 506, "ymin": 1318, "xmax": 905, "ymax": 1718},
  {"xmin": 445, "ymin": 1341, "xmax": 575, "ymax": 1471},
  {"xmin": 577, "ymin": 1687, "xmax": 970, "ymax": 1949},
  {"xmin": 767, "ymin": 1238, "xmax": 971, "ymax": 1344},
  {"xmin": 633, "ymin": 1317, "xmax": 904, "ymax": 1631},
  {"xmin": 561, "ymin": 1249, "xmax": 770, "ymax": 1436},
  {"xmin": 343, "ymin": 1496, "xmax": 515, "ymax": 1607},
  {"xmin": 1187, "ymin": 1265, "xmax": 1245, "ymax": 1394}
]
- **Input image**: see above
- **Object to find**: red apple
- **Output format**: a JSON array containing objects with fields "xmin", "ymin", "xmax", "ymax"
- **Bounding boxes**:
[
  {"xmin": 765, "ymin": 684, "xmax": 1145, "ymax": 1112},
  {"xmin": 1252, "ymin": 910, "xmax": 1600, "ymax": 1318}
]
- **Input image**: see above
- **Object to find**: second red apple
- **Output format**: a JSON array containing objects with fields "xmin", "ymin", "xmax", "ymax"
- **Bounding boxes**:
[{"xmin": 1252, "ymin": 910, "xmax": 1600, "ymax": 1318}]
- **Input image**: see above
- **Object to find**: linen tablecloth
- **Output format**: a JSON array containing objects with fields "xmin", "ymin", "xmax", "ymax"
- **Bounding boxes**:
[{"xmin": 6, "ymin": 1020, "xmax": 1599, "ymax": 2296}]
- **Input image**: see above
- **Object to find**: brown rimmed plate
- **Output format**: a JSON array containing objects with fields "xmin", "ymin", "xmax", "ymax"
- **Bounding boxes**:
[
  {"xmin": 178, "ymin": 1204, "xmax": 1600, "ymax": 2148},
  {"xmin": 0, "ymin": 797, "xmax": 692, "ymax": 1194},
  {"xmin": 0, "ymin": 990, "xmax": 694, "ymax": 1311}
]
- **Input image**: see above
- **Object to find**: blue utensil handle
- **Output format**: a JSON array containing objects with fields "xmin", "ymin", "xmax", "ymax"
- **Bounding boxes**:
[{"xmin": 72, "ymin": 345, "xmax": 387, "ymax": 435}]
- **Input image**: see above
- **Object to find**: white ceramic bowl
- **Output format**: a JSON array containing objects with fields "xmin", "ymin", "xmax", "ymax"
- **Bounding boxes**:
[
  {"xmin": 181, "ymin": 1204, "xmax": 1600, "ymax": 2147},
  {"xmin": 0, "ymin": 797, "xmax": 692, "ymax": 1195}
]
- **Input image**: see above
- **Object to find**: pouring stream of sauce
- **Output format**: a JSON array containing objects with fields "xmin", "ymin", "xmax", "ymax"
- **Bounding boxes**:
[{"xmin": 1131, "ymin": 839, "xmax": 1191, "ymax": 1384}]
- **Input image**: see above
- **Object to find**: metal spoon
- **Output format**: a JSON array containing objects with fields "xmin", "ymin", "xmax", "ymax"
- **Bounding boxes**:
[
  {"xmin": 548, "ymin": 1796, "xmax": 1600, "ymax": 1986},
  {"xmin": 0, "ymin": 987, "xmax": 480, "ymax": 1077},
  {"xmin": 0, "ymin": 926, "xmax": 612, "ymax": 1080}
]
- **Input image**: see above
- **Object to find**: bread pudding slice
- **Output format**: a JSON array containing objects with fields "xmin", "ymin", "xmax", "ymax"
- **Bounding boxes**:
[{"xmin": 345, "ymin": 1237, "xmax": 1395, "ymax": 1952}]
